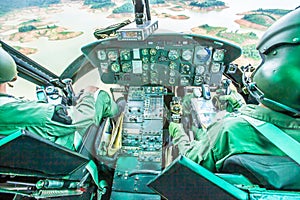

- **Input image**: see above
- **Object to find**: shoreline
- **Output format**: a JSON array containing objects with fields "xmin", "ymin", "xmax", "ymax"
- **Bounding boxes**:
[{"xmin": 0, "ymin": 2, "xmax": 267, "ymax": 56}]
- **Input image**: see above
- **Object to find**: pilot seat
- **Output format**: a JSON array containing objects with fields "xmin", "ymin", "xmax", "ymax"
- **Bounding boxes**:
[{"xmin": 0, "ymin": 127, "xmax": 109, "ymax": 200}]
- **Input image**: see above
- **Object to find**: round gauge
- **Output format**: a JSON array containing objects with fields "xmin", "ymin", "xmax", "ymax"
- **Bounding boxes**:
[
  {"xmin": 143, "ymin": 64, "xmax": 149, "ymax": 70},
  {"xmin": 169, "ymin": 77, "xmax": 175, "ymax": 85},
  {"xmin": 107, "ymin": 50, "xmax": 118, "ymax": 61},
  {"xmin": 150, "ymin": 48, "xmax": 157, "ymax": 56},
  {"xmin": 142, "ymin": 77, "xmax": 148, "ymax": 83},
  {"xmin": 169, "ymin": 70, "xmax": 176, "ymax": 77},
  {"xmin": 111, "ymin": 63, "xmax": 120, "ymax": 73},
  {"xmin": 97, "ymin": 50, "xmax": 106, "ymax": 61},
  {"xmin": 182, "ymin": 49, "xmax": 193, "ymax": 61},
  {"xmin": 211, "ymin": 63, "xmax": 221, "ymax": 73},
  {"xmin": 213, "ymin": 49, "xmax": 225, "ymax": 61},
  {"xmin": 150, "ymin": 56, "xmax": 156, "ymax": 63},
  {"xmin": 168, "ymin": 49, "xmax": 180, "ymax": 60},
  {"xmin": 142, "ymin": 57, "xmax": 149, "ymax": 63},
  {"xmin": 141, "ymin": 48, "xmax": 149, "ymax": 56},
  {"xmin": 181, "ymin": 64, "xmax": 190, "ymax": 73},
  {"xmin": 150, "ymin": 64, "xmax": 157, "ymax": 72},
  {"xmin": 194, "ymin": 76, "xmax": 203, "ymax": 85},
  {"xmin": 169, "ymin": 61, "xmax": 177, "ymax": 69},
  {"xmin": 142, "ymin": 72, "xmax": 148, "ymax": 77},
  {"xmin": 120, "ymin": 49, "xmax": 131, "ymax": 61},
  {"xmin": 150, "ymin": 71, "xmax": 158, "ymax": 84},
  {"xmin": 121, "ymin": 62, "xmax": 132, "ymax": 73},
  {"xmin": 180, "ymin": 76, "xmax": 189, "ymax": 86},
  {"xmin": 195, "ymin": 65, "xmax": 205, "ymax": 75},
  {"xmin": 196, "ymin": 47, "xmax": 210, "ymax": 62}
]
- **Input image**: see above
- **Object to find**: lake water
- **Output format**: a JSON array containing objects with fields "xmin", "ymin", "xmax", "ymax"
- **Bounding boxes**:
[{"xmin": 2, "ymin": 0, "xmax": 299, "ymax": 98}]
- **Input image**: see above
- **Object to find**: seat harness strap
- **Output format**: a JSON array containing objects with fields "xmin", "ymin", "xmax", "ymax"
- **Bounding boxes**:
[{"xmin": 241, "ymin": 115, "xmax": 300, "ymax": 165}]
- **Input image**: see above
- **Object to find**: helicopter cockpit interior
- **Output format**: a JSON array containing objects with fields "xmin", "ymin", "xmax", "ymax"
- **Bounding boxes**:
[{"xmin": 0, "ymin": 0, "xmax": 300, "ymax": 199}]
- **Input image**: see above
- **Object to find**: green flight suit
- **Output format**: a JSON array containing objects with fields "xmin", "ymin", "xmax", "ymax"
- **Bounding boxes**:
[
  {"xmin": 169, "ymin": 104, "xmax": 300, "ymax": 172},
  {"xmin": 0, "ymin": 90, "xmax": 117, "ymax": 150}
]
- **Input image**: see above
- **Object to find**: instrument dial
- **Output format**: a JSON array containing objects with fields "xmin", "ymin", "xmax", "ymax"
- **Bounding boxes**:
[
  {"xmin": 194, "ymin": 76, "xmax": 203, "ymax": 85},
  {"xmin": 195, "ymin": 46, "xmax": 210, "ymax": 62},
  {"xmin": 122, "ymin": 62, "xmax": 132, "ymax": 73},
  {"xmin": 213, "ymin": 49, "xmax": 225, "ymax": 61},
  {"xmin": 150, "ymin": 64, "xmax": 158, "ymax": 72},
  {"xmin": 150, "ymin": 56, "xmax": 156, "ymax": 63},
  {"xmin": 150, "ymin": 48, "xmax": 157, "ymax": 56},
  {"xmin": 141, "ymin": 48, "xmax": 149, "ymax": 56},
  {"xmin": 143, "ymin": 64, "xmax": 149, "ymax": 71},
  {"xmin": 97, "ymin": 50, "xmax": 106, "ymax": 61},
  {"xmin": 169, "ymin": 61, "xmax": 177, "ymax": 70},
  {"xmin": 111, "ymin": 63, "xmax": 120, "ymax": 73},
  {"xmin": 169, "ymin": 77, "xmax": 175, "ymax": 85},
  {"xmin": 182, "ymin": 49, "xmax": 193, "ymax": 61},
  {"xmin": 168, "ymin": 49, "xmax": 180, "ymax": 60},
  {"xmin": 211, "ymin": 62, "xmax": 221, "ymax": 73},
  {"xmin": 181, "ymin": 64, "xmax": 190, "ymax": 73},
  {"xmin": 120, "ymin": 49, "xmax": 131, "ymax": 61},
  {"xmin": 195, "ymin": 65, "xmax": 205, "ymax": 75},
  {"xmin": 169, "ymin": 70, "xmax": 176, "ymax": 77},
  {"xmin": 107, "ymin": 50, "xmax": 118, "ymax": 61},
  {"xmin": 142, "ymin": 57, "xmax": 149, "ymax": 63}
]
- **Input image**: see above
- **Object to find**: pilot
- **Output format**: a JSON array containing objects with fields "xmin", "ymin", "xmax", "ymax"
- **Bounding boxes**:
[
  {"xmin": 0, "ymin": 46, "xmax": 119, "ymax": 150},
  {"xmin": 169, "ymin": 7, "xmax": 300, "ymax": 172}
]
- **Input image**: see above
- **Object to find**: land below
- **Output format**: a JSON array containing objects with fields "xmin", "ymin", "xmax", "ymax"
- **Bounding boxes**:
[
  {"xmin": 0, "ymin": 1, "xmax": 289, "ymax": 66},
  {"xmin": 0, "ymin": 4, "xmax": 84, "ymax": 54}
]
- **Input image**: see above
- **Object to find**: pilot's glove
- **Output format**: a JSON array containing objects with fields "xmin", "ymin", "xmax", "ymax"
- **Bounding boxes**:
[
  {"xmin": 169, "ymin": 122, "xmax": 185, "ymax": 138},
  {"xmin": 181, "ymin": 94, "xmax": 195, "ymax": 116},
  {"xmin": 213, "ymin": 89, "xmax": 245, "ymax": 112},
  {"xmin": 94, "ymin": 90, "xmax": 119, "ymax": 124}
]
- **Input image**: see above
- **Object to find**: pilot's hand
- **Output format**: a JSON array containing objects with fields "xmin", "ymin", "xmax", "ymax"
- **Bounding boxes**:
[
  {"xmin": 213, "ymin": 89, "xmax": 245, "ymax": 112},
  {"xmin": 169, "ymin": 122, "xmax": 185, "ymax": 138}
]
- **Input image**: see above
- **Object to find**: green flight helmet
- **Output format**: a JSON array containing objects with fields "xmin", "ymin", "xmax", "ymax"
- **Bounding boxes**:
[
  {"xmin": 252, "ymin": 7, "xmax": 300, "ymax": 115},
  {"xmin": 0, "ymin": 46, "xmax": 17, "ymax": 84}
]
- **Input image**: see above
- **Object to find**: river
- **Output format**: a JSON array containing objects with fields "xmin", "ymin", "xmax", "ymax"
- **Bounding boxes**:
[{"xmin": 2, "ymin": 0, "xmax": 299, "ymax": 98}]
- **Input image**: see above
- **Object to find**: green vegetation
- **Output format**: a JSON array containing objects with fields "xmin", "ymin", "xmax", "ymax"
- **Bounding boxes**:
[
  {"xmin": 217, "ymin": 30, "xmax": 258, "ymax": 44},
  {"xmin": 18, "ymin": 23, "xmax": 57, "ymax": 33},
  {"xmin": 58, "ymin": 31, "xmax": 71, "ymax": 35},
  {"xmin": 84, "ymin": 0, "xmax": 115, "ymax": 9},
  {"xmin": 241, "ymin": 9, "xmax": 291, "ymax": 28},
  {"xmin": 190, "ymin": 1, "xmax": 225, "ymax": 8},
  {"xmin": 18, "ymin": 25, "xmax": 37, "ymax": 32},
  {"xmin": 20, "ymin": 19, "xmax": 41, "ymax": 25},
  {"xmin": 195, "ymin": 24, "xmax": 260, "ymax": 60},
  {"xmin": 242, "ymin": 44, "xmax": 260, "ymax": 60},
  {"xmin": 46, "ymin": 25, "xmax": 58, "ymax": 29},
  {"xmin": 112, "ymin": 3, "xmax": 134, "ymax": 14},
  {"xmin": 255, "ymin": 8, "xmax": 291, "ymax": 16},
  {"xmin": 200, "ymin": 24, "xmax": 258, "ymax": 44},
  {"xmin": 199, "ymin": 24, "xmax": 226, "ymax": 33},
  {"xmin": 0, "ymin": 0, "xmax": 60, "ymax": 16},
  {"xmin": 242, "ymin": 14, "xmax": 275, "ymax": 27}
]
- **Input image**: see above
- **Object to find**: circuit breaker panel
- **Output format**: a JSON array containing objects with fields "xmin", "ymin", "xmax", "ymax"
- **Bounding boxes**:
[{"xmin": 111, "ymin": 86, "xmax": 166, "ymax": 199}]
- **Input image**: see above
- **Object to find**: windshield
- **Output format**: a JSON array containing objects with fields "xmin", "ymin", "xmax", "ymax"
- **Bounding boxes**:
[{"xmin": 0, "ymin": 0, "xmax": 298, "ymax": 99}]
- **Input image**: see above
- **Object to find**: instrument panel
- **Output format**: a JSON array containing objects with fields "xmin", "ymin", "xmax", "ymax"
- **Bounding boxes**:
[{"xmin": 81, "ymin": 33, "xmax": 241, "ymax": 87}]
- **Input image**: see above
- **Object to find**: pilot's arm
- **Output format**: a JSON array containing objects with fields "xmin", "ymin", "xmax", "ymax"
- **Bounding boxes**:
[
  {"xmin": 48, "ymin": 87, "xmax": 118, "ymax": 149},
  {"xmin": 169, "ymin": 122, "xmax": 217, "ymax": 172},
  {"xmin": 30, "ymin": 87, "xmax": 117, "ymax": 149}
]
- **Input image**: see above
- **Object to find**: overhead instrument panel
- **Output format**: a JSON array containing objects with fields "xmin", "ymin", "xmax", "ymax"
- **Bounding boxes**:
[{"xmin": 81, "ymin": 33, "xmax": 241, "ymax": 87}]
